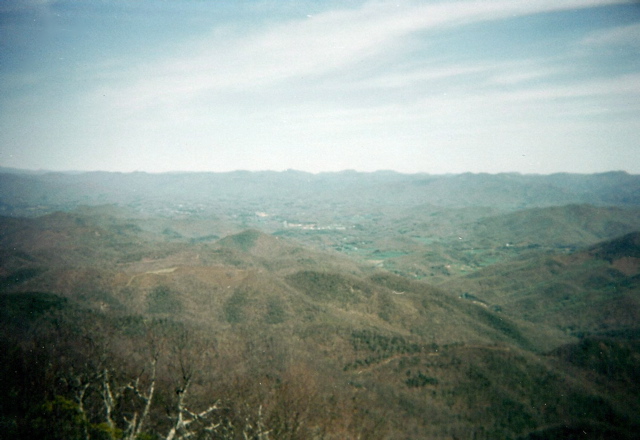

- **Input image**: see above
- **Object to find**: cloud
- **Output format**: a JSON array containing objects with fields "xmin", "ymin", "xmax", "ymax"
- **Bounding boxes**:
[
  {"xmin": 487, "ymin": 64, "xmax": 569, "ymax": 86},
  {"xmin": 92, "ymin": 0, "xmax": 630, "ymax": 113},
  {"xmin": 499, "ymin": 73, "xmax": 640, "ymax": 103},
  {"xmin": 4, "ymin": 0, "xmax": 636, "ymax": 173},
  {"xmin": 71, "ymin": 0, "xmax": 638, "ymax": 173},
  {"xmin": 354, "ymin": 64, "xmax": 491, "ymax": 89},
  {"xmin": 580, "ymin": 22, "xmax": 640, "ymax": 47},
  {"xmin": 269, "ymin": 70, "xmax": 640, "ymax": 140}
]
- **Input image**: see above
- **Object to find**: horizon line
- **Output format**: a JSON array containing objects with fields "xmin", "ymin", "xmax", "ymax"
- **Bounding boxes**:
[{"xmin": 0, "ymin": 166, "xmax": 635, "ymax": 177}]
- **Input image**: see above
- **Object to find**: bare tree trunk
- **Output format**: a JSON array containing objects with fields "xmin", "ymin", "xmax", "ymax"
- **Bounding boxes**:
[
  {"xmin": 101, "ymin": 368, "xmax": 119, "ymax": 440},
  {"xmin": 242, "ymin": 405, "xmax": 271, "ymax": 440},
  {"xmin": 74, "ymin": 380, "xmax": 91, "ymax": 440},
  {"xmin": 124, "ymin": 356, "xmax": 157, "ymax": 440},
  {"xmin": 164, "ymin": 374, "xmax": 221, "ymax": 440}
]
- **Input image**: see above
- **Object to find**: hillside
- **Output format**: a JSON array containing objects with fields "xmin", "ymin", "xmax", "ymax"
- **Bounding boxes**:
[
  {"xmin": 2, "ymin": 208, "xmax": 639, "ymax": 439},
  {"xmin": 442, "ymin": 232, "xmax": 640, "ymax": 337},
  {"xmin": 469, "ymin": 204, "xmax": 640, "ymax": 248},
  {"xmin": 332, "ymin": 204, "xmax": 640, "ymax": 283},
  {"xmin": 1, "ymin": 170, "xmax": 639, "ymax": 439},
  {"xmin": 589, "ymin": 231, "xmax": 640, "ymax": 262}
]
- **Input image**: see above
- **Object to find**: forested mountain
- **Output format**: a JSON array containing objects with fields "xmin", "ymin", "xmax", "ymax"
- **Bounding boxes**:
[{"xmin": 1, "ymin": 170, "xmax": 639, "ymax": 439}]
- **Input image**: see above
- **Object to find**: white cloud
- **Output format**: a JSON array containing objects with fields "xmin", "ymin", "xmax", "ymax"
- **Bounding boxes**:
[
  {"xmin": 3, "ymin": 0, "xmax": 638, "ymax": 173},
  {"xmin": 354, "ymin": 64, "xmax": 490, "ymax": 89},
  {"xmin": 93, "ymin": 0, "xmax": 631, "ymax": 113},
  {"xmin": 487, "ymin": 65, "xmax": 568, "ymax": 86},
  {"xmin": 580, "ymin": 22, "xmax": 640, "ymax": 47},
  {"xmin": 264, "ymin": 71, "xmax": 640, "ymax": 141}
]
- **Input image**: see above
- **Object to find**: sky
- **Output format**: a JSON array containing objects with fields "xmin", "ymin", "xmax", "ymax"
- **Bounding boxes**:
[{"xmin": 1, "ymin": 0, "xmax": 639, "ymax": 175}]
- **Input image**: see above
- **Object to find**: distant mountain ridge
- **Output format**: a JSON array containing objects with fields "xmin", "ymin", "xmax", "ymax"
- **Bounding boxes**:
[{"xmin": 1, "ymin": 169, "xmax": 639, "ymax": 217}]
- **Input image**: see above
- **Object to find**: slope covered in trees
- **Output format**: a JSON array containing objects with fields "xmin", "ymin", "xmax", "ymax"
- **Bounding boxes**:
[{"xmin": 1, "ymin": 170, "xmax": 639, "ymax": 439}]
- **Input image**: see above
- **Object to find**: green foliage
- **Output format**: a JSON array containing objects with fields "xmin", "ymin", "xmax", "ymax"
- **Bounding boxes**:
[
  {"xmin": 147, "ymin": 285, "xmax": 182, "ymax": 315},
  {"xmin": 224, "ymin": 289, "xmax": 248, "ymax": 323},
  {"xmin": 591, "ymin": 231, "xmax": 640, "ymax": 262},
  {"xmin": 90, "ymin": 422, "xmax": 124, "ymax": 440},
  {"xmin": 221, "ymin": 229, "xmax": 262, "ymax": 252},
  {"xmin": 556, "ymin": 337, "xmax": 640, "ymax": 383},
  {"xmin": 286, "ymin": 270, "xmax": 368, "ymax": 304},
  {"xmin": 350, "ymin": 330, "xmax": 422, "ymax": 355},
  {"xmin": 521, "ymin": 424, "xmax": 637, "ymax": 440},
  {"xmin": 377, "ymin": 291, "xmax": 394, "ymax": 322},
  {"xmin": 30, "ymin": 395, "xmax": 88, "ymax": 440},
  {"xmin": 344, "ymin": 330, "xmax": 424, "ymax": 370},
  {"xmin": 405, "ymin": 371, "xmax": 438, "ymax": 388},
  {"xmin": 264, "ymin": 297, "xmax": 287, "ymax": 324},
  {"xmin": 473, "ymin": 307, "xmax": 533, "ymax": 350},
  {"xmin": 0, "ymin": 292, "xmax": 67, "ymax": 322},
  {"xmin": 368, "ymin": 272, "xmax": 414, "ymax": 293},
  {"xmin": 495, "ymin": 397, "xmax": 535, "ymax": 433},
  {"xmin": 114, "ymin": 314, "xmax": 148, "ymax": 336},
  {"xmin": 0, "ymin": 267, "xmax": 43, "ymax": 289}
]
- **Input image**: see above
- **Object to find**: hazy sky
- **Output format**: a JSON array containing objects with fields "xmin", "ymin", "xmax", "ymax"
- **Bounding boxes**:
[{"xmin": 1, "ymin": 0, "xmax": 639, "ymax": 174}]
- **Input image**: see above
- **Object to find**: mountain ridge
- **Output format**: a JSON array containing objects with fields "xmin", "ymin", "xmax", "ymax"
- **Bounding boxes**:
[{"xmin": 2, "ymin": 170, "xmax": 639, "ymax": 218}]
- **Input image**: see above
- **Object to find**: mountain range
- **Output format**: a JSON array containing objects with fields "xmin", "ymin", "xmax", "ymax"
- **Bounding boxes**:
[{"xmin": 1, "ymin": 169, "xmax": 639, "ymax": 439}]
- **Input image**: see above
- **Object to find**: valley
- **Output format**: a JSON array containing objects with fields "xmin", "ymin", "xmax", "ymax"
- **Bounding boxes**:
[{"xmin": 1, "ymin": 170, "xmax": 639, "ymax": 439}]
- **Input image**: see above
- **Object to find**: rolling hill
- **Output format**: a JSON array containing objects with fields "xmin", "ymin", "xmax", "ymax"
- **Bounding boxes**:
[
  {"xmin": 1, "ymin": 207, "xmax": 639, "ymax": 439},
  {"xmin": 442, "ymin": 231, "xmax": 640, "ymax": 337}
]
